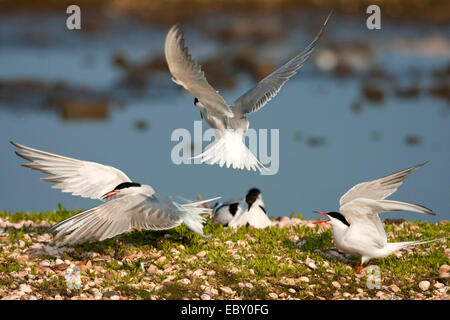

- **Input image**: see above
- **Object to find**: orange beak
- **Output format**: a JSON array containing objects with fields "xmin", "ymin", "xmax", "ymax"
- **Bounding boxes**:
[
  {"xmin": 102, "ymin": 190, "xmax": 120, "ymax": 199},
  {"xmin": 313, "ymin": 211, "xmax": 329, "ymax": 224}
]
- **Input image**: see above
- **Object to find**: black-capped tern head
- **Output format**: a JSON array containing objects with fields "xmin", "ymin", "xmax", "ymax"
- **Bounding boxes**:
[
  {"xmin": 314, "ymin": 211, "xmax": 350, "ymax": 227},
  {"xmin": 245, "ymin": 188, "xmax": 263, "ymax": 209}
]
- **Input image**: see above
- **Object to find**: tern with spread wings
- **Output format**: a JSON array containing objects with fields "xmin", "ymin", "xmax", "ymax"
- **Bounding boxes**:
[
  {"xmin": 164, "ymin": 13, "xmax": 331, "ymax": 172},
  {"xmin": 11, "ymin": 141, "xmax": 219, "ymax": 245},
  {"xmin": 314, "ymin": 162, "xmax": 437, "ymax": 273}
]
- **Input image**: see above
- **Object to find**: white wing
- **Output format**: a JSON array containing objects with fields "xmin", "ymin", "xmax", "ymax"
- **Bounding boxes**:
[
  {"xmin": 230, "ymin": 12, "xmax": 331, "ymax": 115},
  {"xmin": 339, "ymin": 162, "xmax": 427, "ymax": 207},
  {"xmin": 11, "ymin": 141, "xmax": 131, "ymax": 200},
  {"xmin": 164, "ymin": 25, "xmax": 233, "ymax": 118},
  {"xmin": 340, "ymin": 198, "xmax": 388, "ymax": 248},
  {"xmin": 340, "ymin": 198, "xmax": 434, "ymax": 249},
  {"xmin": 49, "ymin": 190, "xmax": 185, "ymax": 244}
]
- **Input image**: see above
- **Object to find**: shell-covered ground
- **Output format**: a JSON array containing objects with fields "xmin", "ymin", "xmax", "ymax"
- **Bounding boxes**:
[{"xmin": 0, "ymin": 207, "xmax": 448, "ymax": 300}]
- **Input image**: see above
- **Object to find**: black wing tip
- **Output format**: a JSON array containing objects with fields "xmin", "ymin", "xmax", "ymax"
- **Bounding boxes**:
[
  {"xmin": 406, "ymin": 161, "xmax": 429, "ymax": 173},
  {"xmin": 10, "ymin": 140, "xmax": 21, "ymax": 148},
  {"xmin": 422, "ymin": 205, "xmax": 436, "ymax": 216},
  {"xmin": 416, "ymin": 161, "xmax": 430, "ymax": 167},
  {"xmin": 15, "ymin": 151, "xmax": 30, "ymax": 162}
]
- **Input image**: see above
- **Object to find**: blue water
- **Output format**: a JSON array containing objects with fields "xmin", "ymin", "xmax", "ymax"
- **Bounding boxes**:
[{"xmin": 0, "ymin": 12, "xmax": 449, "ymax": 222}]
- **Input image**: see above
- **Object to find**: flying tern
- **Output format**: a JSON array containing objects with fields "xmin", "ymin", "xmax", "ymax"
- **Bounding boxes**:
[
  {"xmin": 164, "ymin": 13, "xmax": 331, "ymax": 172},
  {"xmin": 11, "ymin": 141, "xmax": 219, "ymax": 245},
  {"xmin": 314, "ymin": 162, "xmax": 437, "ymax": 273}
]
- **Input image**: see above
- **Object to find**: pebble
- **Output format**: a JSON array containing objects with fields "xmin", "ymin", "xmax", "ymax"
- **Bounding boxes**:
[
  {"xmin": 299, "ymin": 277, "xmax": 309, "ymax": 282},
  {"xmin": 332, "ymin": 281, "xmax": 341, "ymax": 288},
  {"xmin": 283, "ymin": 278, "xmax": 296, "ymax": 286},
  {"xmin": 19, "ymin": 284, "xmax": 32, "ymax": 293},
  {"xmin": 419, "ymin": 281, "xmax": 430, "ymax": 291},
  {"xmin": 229, "ymin": 267, "xmax": 240, "ymax": 274},
  {"xmin": 220, "ymin": 286, "xmax": 234, "ymax": 295},
  {"xmin": 177, "ymin": 278, "xmax": 191, "ymax": 285},
  {"xmin": 196, "ymin": 251, "xmax": 207, "ymax": 258},
  {"xmin": 155, "ymin": 256, "xmax": 166, "ymax": 264},
  {"xmin": 200, "ymin": 294, "xmax": 211, "ymax": 300},
  {"xmin": 147, "ymin": 264, "xmax": 158, "ymax": 274},
  {"xmin": 40, "ymin": 260, "xmax": 51, "ymax": 267},
  {"xmin": 390, "ymin": 284, "xmax": 401, "ymax": 293},
  {"xmin": 110, "ymin": 295, "xmax": 120, "ymax": 300},
  {"xmin": 434, "ymin": 282, "xmax": 444, "ymax": 289},
  {"xmin": 439, "ymin": 264, "xmax": 449, "ymax": 278},
  {"xmin": 206, "ymin": 270, "xmax": 216, "ymax": 276},
  {"xmin": 288, "ymin": 288, "xmax": 296, "ymax": 293},
  {"xmin": 204, "ymin": 287, "xmax": 218, "ymax": 296},
  {"xmin": 192, "ymin": 269, "xmax": 204, "ymax": 278},
  {"xmin": 268, "ymin": 292, "xmax": 278, "ymax": 299}
]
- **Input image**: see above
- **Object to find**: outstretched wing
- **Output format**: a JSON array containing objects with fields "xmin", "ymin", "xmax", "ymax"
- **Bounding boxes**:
[
  {"xmin": 339, "ymin": 162, "xmax": 428, "ymax": 207},
  {"xmin": 49, "ymin": 191, "xmax": 184, "ymax": 244},
  {"xmin": 230, "ymin": 12, "xmax": 331, "ymax": 115},
  {"xmin": 165, "ymin": 24, "xmax": 233, "ymax": 118},
  {"xmin": 341, "ymin": 198, "xmax": 434, "ymax": 248},
  {"xmin": 11, "ymin": 141, "xmax": 131, "ymax": 201}
]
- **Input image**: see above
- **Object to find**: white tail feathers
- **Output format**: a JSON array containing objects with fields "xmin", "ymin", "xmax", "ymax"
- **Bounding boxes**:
[
  {"xmin": 176, "ymin": 197, "xmax": 220, "ymax": 238},
  {"xmin": 192, "ymin": 130, "xmax": 264, "ymax": 172},
  {"xmin": 376, "ymin": 200, "xmax": 435, "ymax": 216},
  {"xmin": 384, "ymin": 238, "xmax": 440, "ymax": 256}
]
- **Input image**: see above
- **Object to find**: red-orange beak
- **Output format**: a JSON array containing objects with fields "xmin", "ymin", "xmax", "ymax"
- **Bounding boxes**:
[
  {"xmin": 313, "ymin": 211, "xmax": 329, "ymax": 224},
  {"xmin": 102, "ymin": 190, "xmax": 120, "ymax": 199}
]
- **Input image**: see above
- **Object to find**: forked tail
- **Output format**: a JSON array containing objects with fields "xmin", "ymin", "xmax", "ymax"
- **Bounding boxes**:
[
  {"xmin": 176, "ymin": 197, "xmax": 221, "ymax": 238},
  {"xmin": 191, "ymin": 130, "xmax": 264, "ymax": 172},
  {"xmin": 384, "ymin": 238, "xmax": 440, "ymax": 256}
]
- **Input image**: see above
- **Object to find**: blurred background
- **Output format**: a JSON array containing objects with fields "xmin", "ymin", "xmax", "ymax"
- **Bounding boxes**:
[{"xmin": 0, "ymin": 0, "xmax": 449, "ymax": 222}]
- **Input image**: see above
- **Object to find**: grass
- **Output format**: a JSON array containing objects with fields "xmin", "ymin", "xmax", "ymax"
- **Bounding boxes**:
[{"xmin": 0, "ymin": 206, "xmax": 448, "ymax": 300}]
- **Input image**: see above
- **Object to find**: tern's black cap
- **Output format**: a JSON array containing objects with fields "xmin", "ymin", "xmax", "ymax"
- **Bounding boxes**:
[
  {"xmin": 245, "ymin": 188, "xmax": 261, "ymax": 208},
  {"xmin": 327, "ymin": 211, "xmax": 350, "ymax": 227}
]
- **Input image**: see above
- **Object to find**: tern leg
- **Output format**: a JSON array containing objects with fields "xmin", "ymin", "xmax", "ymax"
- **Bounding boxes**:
[{"xmin": 355, "ymin": 262, "xmax": 363, "ymax": 274}]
